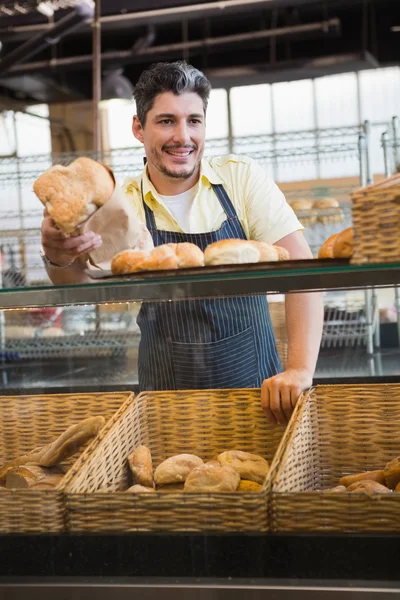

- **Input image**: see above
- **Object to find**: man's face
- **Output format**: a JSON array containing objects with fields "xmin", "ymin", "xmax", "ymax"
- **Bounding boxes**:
[{"xmin": 132, "ymin": 91, "xmax": 206, "ymax": 181}]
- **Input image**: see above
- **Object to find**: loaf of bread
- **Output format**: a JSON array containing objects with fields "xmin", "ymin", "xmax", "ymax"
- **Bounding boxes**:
[
  {"xmin": 184, "ymin": 462, "xmax": 240, "ymax": 493},
  {"xmin": 395, "ymin": 482, "xmax": 400, "ymax": 492},
  {"xmin": 333, "ymin": 227, "xmax": 353, "ymax": 258},
  {"xmin": 237, "ymin": 480, "xmax": 262, "ymax": 492},
  {"xmin": 313, "ymin": 197, "xmax": 344, "ymax": 225},
  {"xmin": 111, "ymin": 242, "xmax": 204, "ymax": 275},
  {"xmin": 126, "ymin": 484, "xmax": 156, "ymax": 493},
  {"xmin": 154, "ymin": 454, "xmax": 204, "ymax": 486},
  {"xmin": 34, "ymin": 157, "xmax": 115, "ymax": 235},
  {"xmin": 250, "ymin": 241, "xmax": 290, "ymax": 262},
  {"xmin": 156, "ymin": 483, "xmax": 185, "ymax": 492},
  {"xmin": 318, "ymin": 233, "xmax": 338, "ymax": 259},
  {"xmin": 204, "ymin": 239, "xmax": 260, "ymax": 266},
  {"xmin": 347, "ymin": 480, "xmax": 391, "ymax": 494},
  {"xmin": 339, "ymin": 470, "xmax": 386, "ymax": 488},
  {"xmin": 217, "ymin": 450, "xmax": 269, "ymax": 484},
  {"xmin": 0, "ymin": 415, "xmax": 105, "ymax": 482},
  {"xmin": 290, "ymin": 199, "xmax": 318, "ymax": 227},
  {"xmin": 383, "ymin": 457, "xmax": 400, "ymax": 489},
  {"xmin": 127, "ymin": 445, "xmax": 154, "ymax": 489},
  {"xmin": 5, "ymin": 465, "xmax": 63, "ymax": 489},
  {"xmin": 323, "ymin": 485, "xmax": 347, "ymax": 493}
]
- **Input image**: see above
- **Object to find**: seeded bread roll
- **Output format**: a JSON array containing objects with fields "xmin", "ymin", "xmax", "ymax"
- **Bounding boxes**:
[
  {"xmin": 184, "ymin": 462, "xmax": 240, "ymax": 493},
  {"xmin": 204, "ymin": 239, "xmax": 260, "ymax": 266},
  {"xmin": 154, "ymin": 454, "xmax": 204, "ymax": 486},
  {"xmin": 34, "ymin": 157, "xmax": 115, "ymax": 235}
]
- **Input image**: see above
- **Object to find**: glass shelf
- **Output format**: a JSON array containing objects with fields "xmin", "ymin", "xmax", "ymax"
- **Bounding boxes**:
[{"xmin": 1, "ymin": 260, "xmax": 399, "ymax": 309}]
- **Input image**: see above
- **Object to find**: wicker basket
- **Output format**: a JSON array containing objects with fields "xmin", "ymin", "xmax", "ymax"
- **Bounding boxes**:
[
  {"xmin": 351, "ymin": 174, "xmax": 400, "ymax": 264},
  {"xmin": 0, "ymin": 391, "xmax": 132, "ymax": 533},
  {"xmin": 63, "ymin": 389, "xmax": 287, "ymax": 533},
  {"xmin": 270, "ymin": 384, "xmax": 400, "ymax": 532}
]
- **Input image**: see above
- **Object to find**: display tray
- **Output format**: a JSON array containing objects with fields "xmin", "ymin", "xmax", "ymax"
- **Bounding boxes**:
[{"xmin": 86, "ymin": 258, "xmax": 350, "ymax": 280}]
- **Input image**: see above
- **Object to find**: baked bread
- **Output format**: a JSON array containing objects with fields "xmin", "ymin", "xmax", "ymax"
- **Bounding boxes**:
[
  {"xmin": 34, "ymin": 157, "xmax": 115, "ymax": 235},
  {"xmin": 111, "ymin": 243, "xmax": 204, "ymax": 275},
  {"xmin": 237, "ymin": 480, "xmax": 262, "ymax": 492},
  {"xmin": 323, "ymin": 485, "xmax": 347, "ymax": 493},
  {"xmin": 395, "ymin": 482, "xmax": 400, "ymax": 492},
  {"xmin": 383, "ymin": 457, "xmax": 400, "ymax": 489},
  {"xmin": 156, "ymin": 483, "xmax": 185, "ymax": 492},
  {"xmin": 333, "ymin": 227, "xmax": 353, "ymax": 258},
  {"xmin": 290, "ymin": 199, "xmax": 318, "ymax": 227},
  {"xmin": 0, "ymin": 415, "xmax": 105, "ymax": 482},
  {"xmin": 313, "ymin": 197, "xmax": 344, "ymax": 225},
  {"xmin": 127, "ymin": 445, "xmax": 154, "ymax": 489},
  {"xmin": 126, "ymin": 484, "xmax": 156, "ymax": 493},
  {"xmin": 154, "ymin": 454, "xmax": 203, "ymax": 486},
  {"xmin": 5, "ymin": 465, "xmax": 63, "ymax": 489},
  {"xmin": 347, "ymin": 481, "xmax": 391, "ymax": 494},
  {"xmin": 339, "ymin": 470, "xmax": 386, "ymax": 488},
  {"xmin": 217, "ymin": 450, "xmax": 269, "ymax": 484},
  {"xmin": 250, "ymin": 241, "xmax": 290, "ymax": 262},
  {"xmin": 184, "ymin": 462, "xmax": 240, "ymax": 493},
  {"xmin": 204, "ymin": 239, "xmax": 260, "ymax": 266},
  {"xmin": 318, "ymin": 233, "xmax": 339, "ymax": 259}
]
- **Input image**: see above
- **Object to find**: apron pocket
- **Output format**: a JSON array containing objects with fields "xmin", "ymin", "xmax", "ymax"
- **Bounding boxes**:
[{"xmin": 171, "ymin": 327, "xmax": 259, "ymax": 389}]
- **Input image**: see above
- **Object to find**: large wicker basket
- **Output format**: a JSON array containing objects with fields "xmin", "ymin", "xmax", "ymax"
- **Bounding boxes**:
[
  {"xmin": 270, "ymin": 384, "xmax": 400, "ymax": 532},
  {"xmin": 351, "ymin": 174, "xmax": 400, "ymax": 264},
  {"xmin": 0, "ymin": 391, "xmax": 132, "ymax": 533},
  {"xmin": 63, "ymin": 389, "xmax": 287, "ymax": 533}
]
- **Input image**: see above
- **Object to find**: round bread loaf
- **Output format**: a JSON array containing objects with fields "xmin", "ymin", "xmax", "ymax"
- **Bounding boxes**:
[
  {"xmin": 313, "ymin": 197, "xmax": 344, "ymax": 225},
  {"xmin": 166, "ymin": 242, "xmax": 205, "ymax": 268},
  {"xmin": 217, "ymin": 450, "xmax": 269, "ymax": 484},
  {"xmin": 111, "ymin": 250, "xmax": 149, "ymax": 275},
  {"xmin": 33, "ymin": 157, "xmax": 115, "ymax": 235},
  {"xmin": 318, "ymin": 233, "xmax": 339, "ymax": 259},
  {"xmin": 154, "ymin": 454, "xmax": 204, "ymax": 486},
  {"xmin": 140, "ymin": 245, "xmax": 179, "ymax": 271},
  {"xmin": 184, "ymin": 462, "xmax": 240, "ymax": 493},
  {"xmin": 204, "ymin": 239, "xmax": 261, "ymax": 266},
  {"xmin": 332, "ymin": 227, "xmax": 353, "ymax": 258}
]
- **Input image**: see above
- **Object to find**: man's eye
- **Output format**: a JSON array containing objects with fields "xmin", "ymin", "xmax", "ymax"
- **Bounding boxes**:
[
  {"xmin": 190, "ymin": 119, "xmax": 201, "ymax": 124},
  {"xmin": 160, "ymin": 119, "xmax": 172, "ymax": 125}
]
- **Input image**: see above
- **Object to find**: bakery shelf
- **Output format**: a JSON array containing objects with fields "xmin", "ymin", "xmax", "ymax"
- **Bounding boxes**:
[{"xmin": 1, "ymin": 260, "xmax": 400, "ymax": 309}]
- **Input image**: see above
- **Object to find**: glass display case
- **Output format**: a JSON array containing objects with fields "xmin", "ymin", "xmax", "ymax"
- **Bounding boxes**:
[{"xmin": 0, "ymin": 262, "xmax": 400, "ymax": 599}]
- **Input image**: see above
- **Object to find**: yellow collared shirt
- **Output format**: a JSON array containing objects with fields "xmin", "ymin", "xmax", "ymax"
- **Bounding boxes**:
[{"xmin": 122, "ymin": 154, "xmax": 302, "ymax": 243}]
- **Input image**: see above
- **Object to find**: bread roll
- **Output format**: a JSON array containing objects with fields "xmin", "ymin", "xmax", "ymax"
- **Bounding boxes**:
[
  {"xmin": 249, "ymin": 241, "xmax": 279, "ymax": 263},
  {"xmin": 238, "ymin": 480, "xmax": 262, "ymax": 492},
  {"xmin": 383, "ymin": 457, "xmax": 400, "ymax": 489},
  {"xmin": 290, "ymin": 199, "xmax": 318, "ymax": 227},
  {"xmin": 217, "ymin": 450, "xmax": 269, "ymax": 484},
  {"xmin": 140, "ymin": 245, "xmax": 179, "ymax": 271},
  {"xmin": 339, "ymin": 470, "xmax": 386, "ymax": 488},
  {"xmin": 34, "ymin": 157, "xmax": 115, "ymax": 235},
  {"xmin": 323, "ymin": 485, "xmax": 347, "ymax": 493},
  {"xmin": 313, "ymin": 197, "xmax": 344, "ymax": 225},
  {"xmin": 347, "ymin": 481, "xmax": 391, "ymax": 494},
  {"xmin": 127, "ymin": 445, "xmax": 154, "ymax": 489},
  {"xmin": 318, "ymin": 233, "xmax": 338, "ymax": 259},
  {"xmin": 0, "ymin": 416, "xmax": 105, "ymax": 482},
  {"xmin": 154, "ymin": 454, "xmax": 203, "ymax": 486},
  {"xmin": 204, "ymin": 239, "xmax": 260, "ymax": 266},
  {"xmin": 395, "ymin": 482, "xmax": 400, "ymax": 492},
  {"xmin": 126, "ymin": 484, "xmax": 156, "ymax": 493},
  {"xmin": 184, "ymin": 463, "xmax": 240, "ymax": 493},
  {"xmin": 111, "ymin": 250, "xmax": 149, "ymax": 275},
  {"xmin": 156, "ymin": 483, "xmax": 185, "ymax": 492},
  {"xmin": 166, "ymin": 243, "xmax": 204, "ymax": 268},
  {"xmin": 30, "ymin": 477, "xmax": 64, "ymax": 490},
  {"xmin": 275, "ymin": 246, "xmax": 290, "ymax": 261},
  {"xmin": 333, "ymin": 227, "xmax": 353, "ymax": 258}
]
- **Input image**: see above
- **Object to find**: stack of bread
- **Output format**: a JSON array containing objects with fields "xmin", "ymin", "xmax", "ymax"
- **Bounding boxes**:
[
  {"xmin": 290, "ymin": 197, "xmax": 344, "ymax": 228},
  {"xmin": 111, "ymin": 239, "xmax": 290, "ymax": 275},
  {"xmin": 0, "ymin": 416, "xmax": 105, "ymax": 491},
  {"xmin": 324, "ymin": 456, "xmax": 400, "ymax": 494},
  {"xmin": 33, "ymin": 157, "xmax": 115, "ymax": 235},
  {"xmin": 124, "ymin": 446, "xmax": 269, "ymax": 494},
  {"xmin": 318, "ymin": 227, "xmax": 353, "ymax": 259}
]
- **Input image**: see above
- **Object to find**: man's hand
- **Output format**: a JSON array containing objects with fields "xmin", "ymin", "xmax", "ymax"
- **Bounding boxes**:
[
  {"xmin": 41, "ymin": 209, "xmax": 102, "ymax": 267},
  {"xmin": 261, "ymin": 368, "xmax": 312, "ymax": 425}
]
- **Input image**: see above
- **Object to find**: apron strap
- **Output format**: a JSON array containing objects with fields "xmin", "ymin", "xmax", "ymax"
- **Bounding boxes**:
[
  {"xmin": 141, "ymin": 179, "xmax": 157, "ymax": 232},
  {"xmin": 211, "ymin": 184, "xmax": 239, "ymax": 220}
]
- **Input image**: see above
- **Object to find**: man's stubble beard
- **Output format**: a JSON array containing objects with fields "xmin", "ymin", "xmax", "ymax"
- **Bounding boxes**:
[{"xmin": 150, "ymin": 145, "xmax": 204, "ymax": 180}]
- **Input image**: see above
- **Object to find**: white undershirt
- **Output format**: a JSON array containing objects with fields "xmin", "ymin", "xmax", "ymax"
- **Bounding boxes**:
[{"xmin": 158, "ymin": 183, "xmax": 199, "ymax": 232}]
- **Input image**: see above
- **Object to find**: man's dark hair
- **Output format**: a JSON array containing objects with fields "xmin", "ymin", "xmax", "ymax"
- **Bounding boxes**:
[{"xmin": 133, "ymin": 61, "xmax": 212, "ymax": 125}]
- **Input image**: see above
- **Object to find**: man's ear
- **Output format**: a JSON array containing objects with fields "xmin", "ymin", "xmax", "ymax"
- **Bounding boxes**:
[{"xmin": 132, "ymin": 115, "xmax": 144, "ymax": 144}]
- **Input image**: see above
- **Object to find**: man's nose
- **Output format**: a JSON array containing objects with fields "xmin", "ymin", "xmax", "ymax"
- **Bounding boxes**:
[{"xmin": 172, "ymin": 122, "xmax": 191, "ymax": 145}]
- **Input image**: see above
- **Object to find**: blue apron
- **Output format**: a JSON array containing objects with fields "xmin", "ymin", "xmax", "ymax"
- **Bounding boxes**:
[{"xmin": 137, "ymin": 182, "xmax": 282, "ymax": 391}]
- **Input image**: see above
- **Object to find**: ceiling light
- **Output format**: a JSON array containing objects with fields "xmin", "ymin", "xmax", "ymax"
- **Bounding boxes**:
[
  {"xmin": 37, "ymin": 1, "xmax": 54, "ymax": 17},
  {"xmin": 101, "ymin": 69, "xmax": 134, "ymax": 102}
]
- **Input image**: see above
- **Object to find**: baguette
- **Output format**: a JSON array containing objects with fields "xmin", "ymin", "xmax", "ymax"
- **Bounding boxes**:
[
  {"xmin": 0, "ymin": 416, "xmax": 105, "ymax": 482},
  {"xmin": 339, "ymin": 470, "xmax": 386, "ymax": 488}
]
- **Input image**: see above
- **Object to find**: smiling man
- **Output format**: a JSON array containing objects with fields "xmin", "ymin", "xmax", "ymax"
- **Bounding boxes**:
[{"xmin": 41, "ymin": 61, "xmax": 323, "ymax": 425}]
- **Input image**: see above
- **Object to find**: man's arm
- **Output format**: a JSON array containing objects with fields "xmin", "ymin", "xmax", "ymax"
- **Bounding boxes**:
[
  {"xmin": 260, "ymin": 230, "xmax": 324, "ymax": 425},
  {"xmin": 41, "ymin": 210, "xmax": 102, "ymax": 285}
]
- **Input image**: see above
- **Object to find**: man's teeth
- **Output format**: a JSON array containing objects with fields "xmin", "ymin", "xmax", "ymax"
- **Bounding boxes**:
[{"xmin": 166, "ymin": 150, "xmax": 191, "ymax": 156}]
